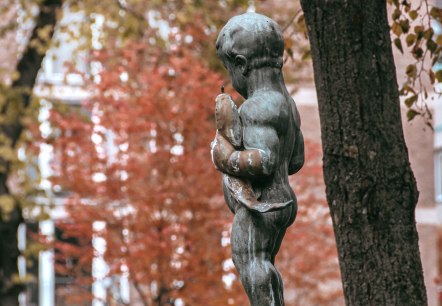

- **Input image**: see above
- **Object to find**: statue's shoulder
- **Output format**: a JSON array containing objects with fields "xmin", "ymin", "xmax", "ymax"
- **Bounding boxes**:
[{"xmin": 240, "ymin": 91, "xmax": 288, "ymax": 125}]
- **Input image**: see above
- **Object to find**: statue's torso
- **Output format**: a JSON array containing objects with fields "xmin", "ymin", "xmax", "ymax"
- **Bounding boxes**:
[{"xmin": 224, "ymin": 90, "xmax": 299, "ymax": 212}]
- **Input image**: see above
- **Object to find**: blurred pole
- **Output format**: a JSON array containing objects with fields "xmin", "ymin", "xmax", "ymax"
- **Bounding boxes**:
[
  {"xmin": 92, "ymin": 221, "xmax": 107, "ymax": 306},
  {"xmin": 17, "ymin": 223, "xmax": 26, "ymax": 306},
  {"xmin": 39, "ymin": 220, "xmax": 54, "ymax": 306}
]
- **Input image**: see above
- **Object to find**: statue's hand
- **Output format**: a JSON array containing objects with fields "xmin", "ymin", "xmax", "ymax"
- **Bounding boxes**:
[
  {"xmin": 215, "ymin": 93, "xmax": 242, "ymax": 149},
  {"xmin": 211, "ymin": 131, "xmax": 235, "ymax": 172}
]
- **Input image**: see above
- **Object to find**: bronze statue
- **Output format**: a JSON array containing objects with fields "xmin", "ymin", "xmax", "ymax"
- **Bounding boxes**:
[{"xmin": 211, "ymin": 12, "xmax": 304, "ymax": 305}]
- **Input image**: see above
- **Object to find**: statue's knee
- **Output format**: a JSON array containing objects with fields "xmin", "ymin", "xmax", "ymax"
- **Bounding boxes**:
[
  {"xmin": 233, "ymin": 256, "xmax": 272, "ymax": 277},
  {"xmin": 245, "ymin": 260, "xmax": 275, "ymax": 285},
  {"xmin": 231, "ymin": 250, "xmax": 247, "ymax": 270}
]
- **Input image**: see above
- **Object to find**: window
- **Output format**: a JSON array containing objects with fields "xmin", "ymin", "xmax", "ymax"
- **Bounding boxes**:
[
  {"xmin": 431, "ymin": 14, "xmax": 442, "ymax": 93},
  {"xmin": 38, "ymin": 4, "xmax": 88, "ymax": 86},
  {"xmin": 435, "ymin": 149, "xmax": 442, "ymax": 202}
]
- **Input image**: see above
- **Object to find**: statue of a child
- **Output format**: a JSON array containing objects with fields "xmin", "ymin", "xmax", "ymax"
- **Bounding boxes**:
[{"xmin": 211, "ymin": 12, "xmax": 304, "ymax": 306}]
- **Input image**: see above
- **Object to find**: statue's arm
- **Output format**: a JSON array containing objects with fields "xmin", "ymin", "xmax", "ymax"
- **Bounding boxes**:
[
  {"xmin": 288, "ymin": 129, "xmax": 304, "ymax": 175},
  {"xmin": 288, "ymin": 101, "xmax": 304, "ymax": 175},
  {"xmin": 211, "ymin": 105, "xmax": 278, "ymax": 178}
]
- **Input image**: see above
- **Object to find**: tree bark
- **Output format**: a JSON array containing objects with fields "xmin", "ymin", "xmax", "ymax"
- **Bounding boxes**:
[
  {"xmin": 299, "ymin": 1, "xmax": 427, "ymax": 305},
  {"xmin": 0, "ymin": 1, "xmax": 61, "ymax": 305}
]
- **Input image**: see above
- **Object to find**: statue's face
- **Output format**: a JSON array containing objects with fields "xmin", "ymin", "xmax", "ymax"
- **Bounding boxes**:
[{"xmin": 223, "ymin": 57, "xmax": 248, "ymax": 99}]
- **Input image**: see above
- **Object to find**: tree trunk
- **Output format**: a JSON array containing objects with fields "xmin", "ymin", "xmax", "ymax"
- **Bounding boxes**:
[
  {"xmin": 0, "ymin": 1, "xmax": 61, "ymax": 305},
  {"xmin": 299, "ymin": 1, "xmax": 427, "ymax": 305}
]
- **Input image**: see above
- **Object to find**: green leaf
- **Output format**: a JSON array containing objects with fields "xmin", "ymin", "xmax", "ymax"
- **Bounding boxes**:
[
  {"xmin": 406, "ymin": 64, "xmax": 417, "ymax": 78},
  {"xmin": 286, "ymin": 47, "xmax": 294, "ymax": 58},
  {"xmin": 436, "ymin": 70, "xmax": 442, "ymax": 82},
  {"xmin": 430, "ymin": 70, "xmax": 436, "ymax": 84},
  {"xmin": 407, "ymin": 109, "xmax": 420, "ymax": 121},
  {"xmin": 424, "ymin": 28, "xmax": 434, "ymax": 40},
  {"xmin": 430, "ymin": 7, "xmax": 442, "ymax": 19},
  {"xmin": 392, "ymin": 22, "xmax": 402, "ymax": 37},
  {"xmin": 394, "ymin": 38, "xmax": 403, "ymax": 53},
  {"xmin": 409, "ymin": 10, "xmax": 418, "ymax": 20},
  {"xmin": 414, "ymin": 25, "xmax": 424, "ymax": 35},
  {"xmin": 427, "ymin": 39, "xmax": 437, "ymax": 53},
  {"xmin": 412, "ymin": 47, "xmax": 423, "ymax": 59},
  {"xmin": 392, "ymin": 9, "xmax": 401, "ymax": 20},
  {"xmin": 404, "ymin": 94, "xmax": 417, "ymax": 107},
  {"xmin": 301, "ymin": 49, "xmax": 311, "ymax": 60},
  {"xmin": 399, "ymin": 19, "xmax": 410, "ymax": 33},
  {"xmin": 405, "ymin": 33, "xmax": 416, "ymax": 47}
]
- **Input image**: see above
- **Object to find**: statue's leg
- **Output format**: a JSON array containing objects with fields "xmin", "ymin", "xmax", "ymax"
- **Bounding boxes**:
[
  {"xmin": 231, "ymin": 207, "xmax": 290, "ymax": 306},
  {"xmin": 271, "ymin": 199, "xmax": 297, "ymax": 264}
]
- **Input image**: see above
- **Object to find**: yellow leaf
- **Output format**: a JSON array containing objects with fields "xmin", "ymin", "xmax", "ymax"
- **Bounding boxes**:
[
  {"xmin": 406, "ymin": 64, "xmax": 417, "ymax": 78},
  {"xmin": 436, "ymin": 70, "xmax": 442, "ymax": 82},
  {"xmin": 404, "ymin": 94, "xmax": 417, "ymax": 107},
  {"xmin": 394, "ymin": 38, "xmax": 403, "ymax": 54},
  {"xmin": 392, "ymin": 22, "xmax": 402, "ymax": 37},
  {"xmin": 409, "ymin": 10, "xmax": 418, "ymax": 20},
  {"xmin": 405, "ymin": 34, "xmax": 416, "ymax": 47},
  {"xmin": 0, "ymin": 195, "xmax": 16, "ymax": 220}
]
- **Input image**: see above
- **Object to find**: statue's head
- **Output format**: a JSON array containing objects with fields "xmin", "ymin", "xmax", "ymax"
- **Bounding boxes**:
[{"xmin": 216, "ymin": 12, "xmax": 284, "ymax": 97}]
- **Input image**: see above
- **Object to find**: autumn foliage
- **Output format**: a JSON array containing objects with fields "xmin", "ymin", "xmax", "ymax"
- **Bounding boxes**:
[
  {"xmin": 45, "ymin": 38, "xmax": 342, "ymax": 306},
  {"xmin": 48, "ymin": 41, "xmax": 241, "ymax": 305},
  {"xmin": 282, "ymin": 142, "xmax": 343, "ymax": 305}
]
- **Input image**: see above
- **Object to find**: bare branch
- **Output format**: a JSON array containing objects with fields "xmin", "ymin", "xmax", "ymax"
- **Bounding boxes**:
[
  {"xmin": 282, "ymin": 8, "xmax": 301, "ymax": 33},
  {"xmin": 116, "ymin": 0, "xmax": 146, "ymax": 23}
]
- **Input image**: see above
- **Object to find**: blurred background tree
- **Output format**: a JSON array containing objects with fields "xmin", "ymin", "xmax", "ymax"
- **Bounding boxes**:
[
  {"xmin": 0, "ymin": 1, "xmax": 61, "ymax": 305},
  {"xmin": 45, "ymin": 39, "xmax": 341, "ymax": 304},
  {"xmin": 48, "ymin": 39, "xmax": 240, "ymax": 305}
]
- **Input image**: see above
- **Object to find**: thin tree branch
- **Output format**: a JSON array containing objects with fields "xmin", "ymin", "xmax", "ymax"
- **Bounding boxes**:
[
  {"xmin": 282, "ymin": 8, "xmax": 301, "ymax": 33},
  {"xmin": 116, "ymin": 0, "xmax": 147, "ymax": 23}
]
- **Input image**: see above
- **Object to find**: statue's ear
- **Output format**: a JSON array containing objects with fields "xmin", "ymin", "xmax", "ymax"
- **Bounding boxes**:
[{"xmin": 234, "ymin": 55, "xmax": 248, "ymax": 75}]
